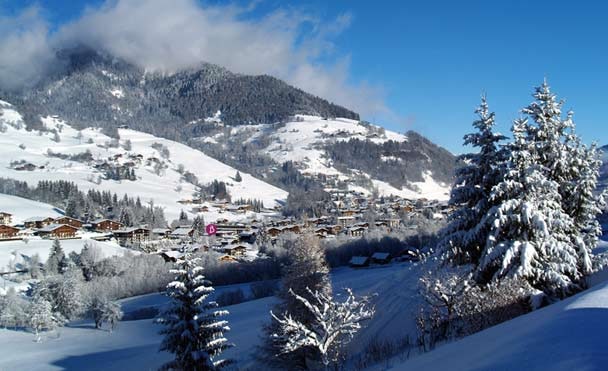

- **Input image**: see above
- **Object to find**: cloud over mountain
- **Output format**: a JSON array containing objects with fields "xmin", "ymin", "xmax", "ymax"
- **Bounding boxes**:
[{"xmin": 0, "ymin": 0, "xmax": 388, "ymax": 119}]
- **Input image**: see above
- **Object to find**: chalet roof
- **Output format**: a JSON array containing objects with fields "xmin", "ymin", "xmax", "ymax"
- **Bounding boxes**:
[
  {"xmin": 160, "ymin": 250, "xmax": 183, "ymax": 259},
  {"xmin": 54, "ymin": 216, "xmax": 83, "ymax": 222},
  {"xmin": 0, "ymin": 212, "xmax": 12, "ymax": 216},
  {"xmin": 371, "ymin": 252, "xmax": 391, "ymax": 260},
  {"xmin": 24, "ymin": 216, "xmax": 54, "ymax": 223},
  {"xmin": 0, "ymin": 224, "xmax": 19, "ymax": 231},
  {"xmin": 349, "ymin": 256, "xmax": 369, "ymax": 266},
  {"xmin": 91, "ymin": 218, "xmax": 120, "ymax": 224},
  {"xmin": 152, "ymin": 228, "xmax": 171, "ymax": 234},
  {"xmin": 37, "ymin": 223, "xmax": 77, "ymax": 232},
  {"xmin": 171, "ymin": 227, "xmax": 194, "ymax": 236},
  {"xmin": 114, "ymin": 227, "xmax": 150, "ymax": 234}
]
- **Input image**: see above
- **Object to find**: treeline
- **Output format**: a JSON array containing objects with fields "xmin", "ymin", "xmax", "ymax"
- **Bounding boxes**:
[{"xmin": 0, "ymin": 178, "xmax": 166, "ymax": 227}]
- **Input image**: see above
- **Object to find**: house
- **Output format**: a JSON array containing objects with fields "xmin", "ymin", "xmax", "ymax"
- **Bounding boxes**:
[
  {"xmin": 349, "ymin": 256, "xmax": 370, "ymax": 268},
  {"xmin": 24, "ymin": 216, "xmax": 55, "ymax": 229},
  {"xmin": 0, "ymin": 212, "xmax": 12, "ymax": 225},
  {"xmin": 347, "ymin": 226, "xmax": 366, "ymax": 237},
  {"xmin": 170, "ymin": 227, "xmax": 195, "ymax": 240},
  {"xmin": 337, "ymin": 216, "xmax": 356, "ymax": 227},
  {"xmin": 371, "ymin": 252, "xmax": 391, "ymax": 265},
  {"xmin": 36, "ymin": 224, "xmax": 78, "ymax": 239},
  {"xmin": 158, "ymin": 250, "xmax": 183, "ymax": 263},
  {"xmin": 223, "ymin": 244, "xmax": 248, "ymax": 256},
  {"xmin": 219, "ymin": 255, "xmax": 238, "ymax": 263},
  {"xmin": 0, "ymin": 225, "xmax": 20, "ymax": 240},
  {"xmin": 239, "ymin": 230, "xmax": 257, "ymax": 244},
  {"xmin": 266, "ymin": 226, "xmax": 283, "ymax": 237},
  {"xmin": 91, "ymin": 219, "xmax": 124, "ymax": 232},
  {"xmin": 54, "ymin": 216, "xmax": 84, "ymax": 229},
  {"xmin": 113, "ymin": 227, "xmax": 150, "ymax": 246},
  {"xmin": 152, "ymin": 228, "xmax": 172, "ymax": 239}
]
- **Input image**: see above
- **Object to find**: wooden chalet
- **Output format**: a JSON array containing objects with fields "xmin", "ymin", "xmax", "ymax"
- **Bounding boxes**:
[
  {"xmin": 223, "ymin": 244, "xmax": 248, "ymax": 256},
  {"xmin": 91, "ymin": 219, "xmax": 124, "ymax": 232},
  {"xmin": 0, "ymin": 225, "xmax": 20, "ymax": 240},
  {"xmin": 24, "ymin": 216, "xmax": 55, "ymax": 229},
  {"xmin": 0, "ymin": 212, "xmax": 12, "ymax": 225},
  {"xmin": 54, "ymin": 216, "xmax": 84, "ymax": 229},
  {"xmin": 36, "ymin": 224, "xmax": 78, "ymax": 239},
  {"xmin": 113, "ymin": 227, "xmax": 150, "ymax": 246},
  {"xmin": 347, "ymin": 226, "xmax": 366, "ymax": 237},
  {"xmin": 170, "ymin": 227, "xmax": 195, "ymax": 239}
]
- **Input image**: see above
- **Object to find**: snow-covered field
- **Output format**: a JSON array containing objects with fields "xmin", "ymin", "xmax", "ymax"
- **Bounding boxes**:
[
  {"xmin": 0, "ymin": 99, "xmax": 287, "ymax": 222},
  {"xmin": 0, "ymin": 193, "xmax": 64, "ymax": 225},
  {"xmin": 388, "ymin": 275, "xmax": 608, "ymax": 371},
  {"xmin": 0, "ymin": 263, "xmax": 413, "ymax": 370}
]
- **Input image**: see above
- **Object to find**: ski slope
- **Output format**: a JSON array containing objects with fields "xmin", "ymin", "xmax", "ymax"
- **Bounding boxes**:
[{"xmin": 0, "ymin": 100, "xmax": 287, "ymax": 221}]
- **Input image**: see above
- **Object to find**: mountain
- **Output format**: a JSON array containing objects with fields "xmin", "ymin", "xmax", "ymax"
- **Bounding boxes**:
[
  {"xmin": 3, "ymin": 47, "xmax": 358, "ymax": 137},
  {"xmin": 600, "ymin": 145, "xmax": 608, "ymax": 191},
  {"xmin": 0, "ymin": 47, "xmax": 456, "ymax": 199},
  {"xmin": 0, "ymin": 99, "xmax": 287, "ymax": 221}
]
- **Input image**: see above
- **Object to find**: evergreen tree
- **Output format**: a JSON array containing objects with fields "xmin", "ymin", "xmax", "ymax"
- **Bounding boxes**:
[
  {"xmin": 158, "ymin": 254, "xmax": 232, "ymax": 370},
  {"xmin": 119, "ymin": 208, "xmax": 133, "ymax": 227},
  {"xmin": 476, "ymin": 117, "xmax": 581, "ymax": 298},
  {"xmin": 45, "ymin": 239, "xmax": 67, "ymax": 275},
  {"xmin": 438, "ymin": 96, "xmax": 506, "ymax": 265},
  {"xmin": 234, "ymin": 171, "xmax": 242, "ymax": 182}
]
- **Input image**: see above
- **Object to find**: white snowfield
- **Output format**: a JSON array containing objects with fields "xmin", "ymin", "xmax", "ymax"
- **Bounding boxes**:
[
  {"xmin": 389, "ymin": 273, "xmax": 608, "ymax": 371},
  {"xmin": 0, "ymin": 193, "xmax": 64, "ymax": 225},
  {"xmin": 262, "ymin": 115, "xmax": 450, "ymax": 200},
  {"xmin": 0, "ymin": 100, "xmax": 287, "ymax": 221}
]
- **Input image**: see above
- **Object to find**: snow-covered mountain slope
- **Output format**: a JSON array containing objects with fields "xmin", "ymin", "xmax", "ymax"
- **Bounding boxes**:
[
  {"xmin": 0, "ymin": 100, "xmax": 287, "ymax": 221},
  {"xmin": 209, "ymin": 115, "xmax": 454, "ymax": 200},
  {"xmin": 388, "ymin": 273, "xmax": 608, "ymax": 371},
  {"xmin": 0, "ymin": 194, "xmax": 64, "ymax": 225}
]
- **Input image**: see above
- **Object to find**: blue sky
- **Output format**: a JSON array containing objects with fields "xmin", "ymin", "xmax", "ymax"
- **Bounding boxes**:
[{"xmin": 3, "ymin": 0, "xmax": 607, "ymax": 153}]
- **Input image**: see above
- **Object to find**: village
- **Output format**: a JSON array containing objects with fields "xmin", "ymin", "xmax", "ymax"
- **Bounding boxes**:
[{"xmin": 0, "ymin": 189, "xmax": 450, "ymax": 266}]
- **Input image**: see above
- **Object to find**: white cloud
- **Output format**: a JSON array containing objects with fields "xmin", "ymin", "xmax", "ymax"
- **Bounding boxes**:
[{"xmin": 0, "ymin": 0, "xmax": 390, "ymax": 119}]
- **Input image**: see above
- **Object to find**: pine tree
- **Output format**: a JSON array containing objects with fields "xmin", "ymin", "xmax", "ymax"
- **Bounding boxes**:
[
  {"xmin": 438, "ymin": 96, "xmax": 506, "ymax": 265},
  {"xmin": 476, "ymin": 117, "xmax": 581, "ymax": 298},
  {"xmin": 234, "ymin": 171, "xmax": 242, "ymax": 182},
  {"xmin": 119, "ymin": 208, "xmax": 133, "ymax": 227},
  {"xmin": 158, "ymin": 254, "xmax": 232, "ymax": 370},
  {"xmin": 46, "ymin": 239, "xmax": 67, "ymax": 275}
]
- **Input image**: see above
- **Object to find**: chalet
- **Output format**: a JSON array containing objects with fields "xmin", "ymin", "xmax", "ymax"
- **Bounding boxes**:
[
  {"xmin": 0, "ymin": 212, "xmax": 12, "ymax": 225},
  {"xmin": 337, "ymin": 216, "xmax": 356, "ymax": 227},
  {"xmin": 24, "ymin": 216, "xmax": 55, "ymax": 229},
  {"xmin": 266, "ymin": 226, "xmax": 283, "ymax": 237},
  {"xmin": 158, "ymin": 250, "xmax": 183, "ymax": 263},
  {"xmin": 113, "ymin": 227, "xmax": 150, "ymax": 246},
  {"xmin": 371, "ymin": 252, "xmax": 391, "ymax": 265},
  {"xmin": 0, "ymin": 225, "xmax": 20, "ymax": 240},
  {"xmin": 36, "ymin": 224, "xmax": 78, "ymax": 239},
  {"xmin": 282, "ymin": 224, "xmax": 302, "ymax": 234},
  {"xmin": 239, "ymin": 230, "xmax": 257, "ymax": 244},
  {"xmin": 54, "ymin": 216, "xmax": 84, "ymax": 229},
  {"xmin": 340, "ymin": 209, "xmax": 358, "ymax": 217},
  {"xmin": 223, "ymin": 244, "xmax": 248, "ymax": 256},
  {"xmin": 347, "ymin": 226, "xmax": 366, "ymax": 237},
  {"xmin": 314, "ymin": 227, "xmax": 330, "ymax": 237},
  {"xmin": 327, "ymin": 225, "xmax": 343, "ymax": 235},
  {"xmin": 152, "ymin": 228, "xmax": 172, "ymax": 239},
  {"xmin": 91, "ymin": 219, "xmax": 124, "ymax": 232},
  {"xmin": 349, "ymin": 256, "xmax": 370, "ymax": 268},
  {"xmin": 170, "ymin": 227, "xmax": 195, "ymax": 240},
  {"xmin": 219, "ymin": 255, "xmax": 238, "ymax": 263}
]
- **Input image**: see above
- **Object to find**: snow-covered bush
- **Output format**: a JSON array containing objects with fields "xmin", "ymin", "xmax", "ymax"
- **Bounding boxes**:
[{"xmin": 90, "ymin": 296, "xmax": 123, "ymax": 331}]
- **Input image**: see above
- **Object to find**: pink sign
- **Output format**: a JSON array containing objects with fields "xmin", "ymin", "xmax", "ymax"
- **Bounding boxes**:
[{"xmin": 206, "ymin": 224, "xmax": 217, "ymax": 235}]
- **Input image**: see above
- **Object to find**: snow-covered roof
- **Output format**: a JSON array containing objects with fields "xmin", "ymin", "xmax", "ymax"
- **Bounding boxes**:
[
  {"xmin": 349, "ymin": 256, "xmax": 369, "ymax": 266},
  {"xmin": 24, "ymin": 216, "xmax": 54, "ymax": 223},
  {"xmin": 37, "ymin": 223, "xmax": 76, "ymax": 232},
  {"xmin": 171, "ymin": 227, "xmax": 194, "ymax": 236},
  {"xmin": 371, "ymin": 252, "xmax": 391, "ymax": 260}
]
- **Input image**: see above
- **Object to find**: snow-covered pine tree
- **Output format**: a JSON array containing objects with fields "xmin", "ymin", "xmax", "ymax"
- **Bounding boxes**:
[
  {"xmin": 476, "ymin": 117, "xmax": 581, "ymax": 298},
  {"xmin": 158, "ymin": 253, "xmax": 232, "ymax": 371},
  {"xmin": 45, "ymin": 239, "xmax": 67, "ymax": 275},
  {"xmin": 271, "ymin": 288, "xmax": 375, "ymax": 370},
  {"xmin": 520, "ymin": 81, "xmax": 604, "ymax": 275},
  {"xmin": 262, "ymin": 233, "xmax": 332, "ymax": 369},
  {"xmin": 438, "ymin": 96, "xmax": 506, "ymax": 265},
  {"xmin": 90, "ymin": 296, "xmax": 123, "ymax": 331}
]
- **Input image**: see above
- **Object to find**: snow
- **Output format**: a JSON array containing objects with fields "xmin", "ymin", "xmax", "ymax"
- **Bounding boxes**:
[
  {"xmin": 388, "ymin": 272, "xmax": 608, "ymax": 371},
  {"xmin": 109, "ymin": 88, "xmax": 124, "ymax": 98},
  {"xmin": 0, "ymin": 101, "xmax": 287, "ymax": 222},
  {"xmin": 0, "ymin": 194, "xmax": 64, "ymax": 225}
]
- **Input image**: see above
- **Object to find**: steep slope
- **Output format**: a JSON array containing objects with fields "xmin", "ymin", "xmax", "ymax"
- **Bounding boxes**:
[
  {"xmin": 199, "ymin": 115, "xmax": 454, "ymax": 200},
  {"xmin": 0, "ymin": 193, "xmax": 64, "ymax": 225},
  {"xmin": 0, "ymin": 99, "xmax": 287, "ymax": 221},
  {"xmin": 389, "ymin": 275, "xmax": 608, "ymax": 371}
]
